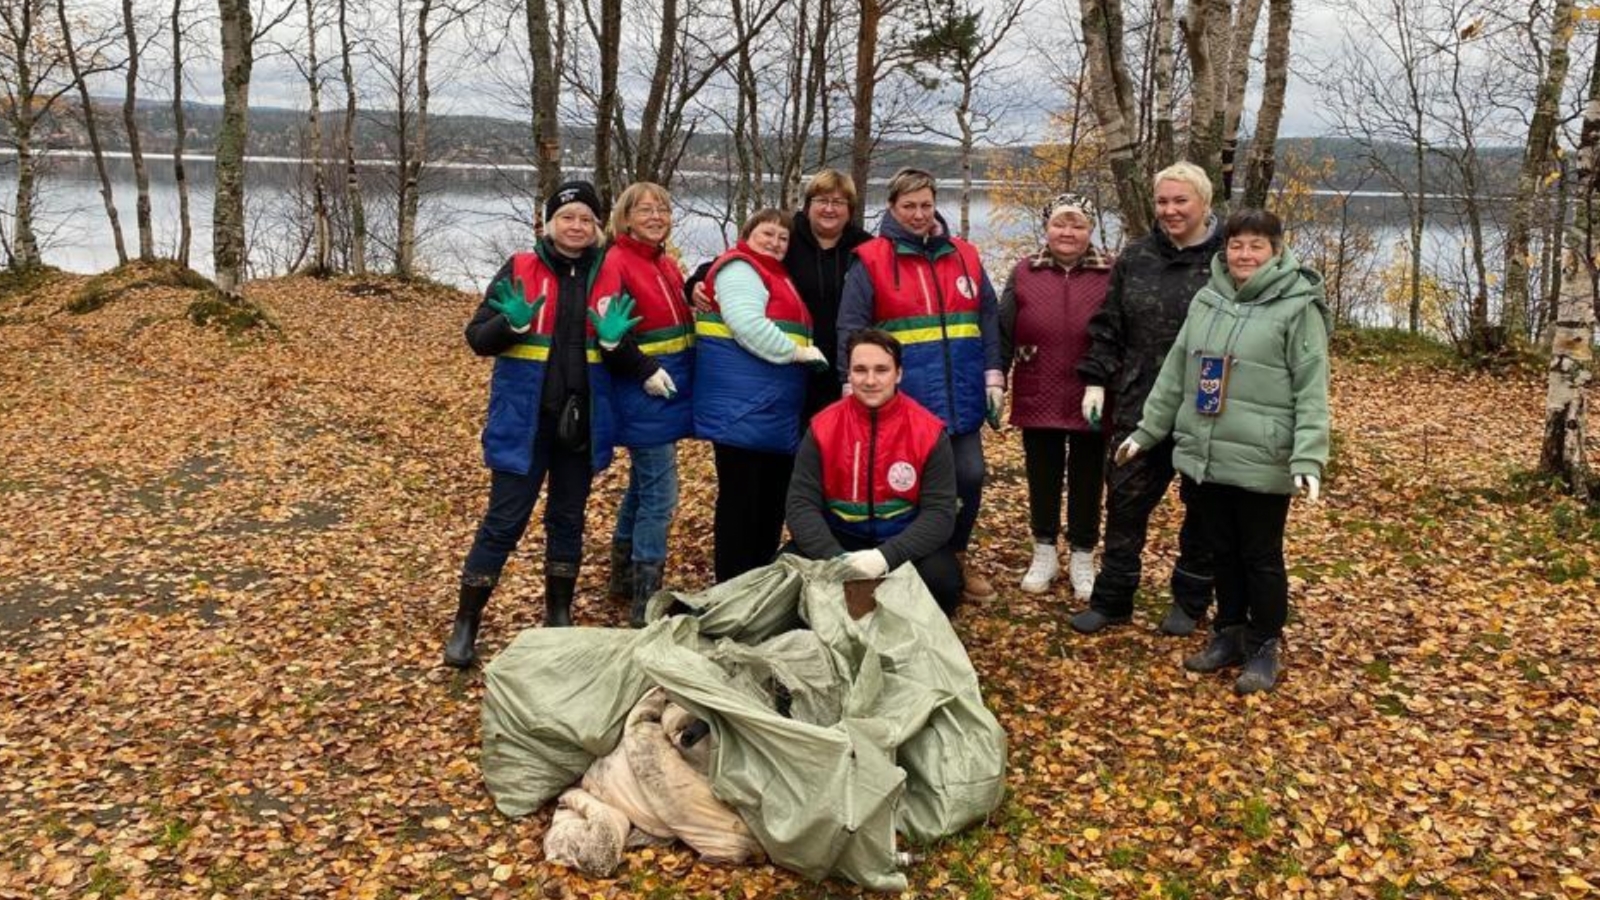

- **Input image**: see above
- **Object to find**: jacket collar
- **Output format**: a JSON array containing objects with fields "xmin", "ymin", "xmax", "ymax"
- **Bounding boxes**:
[
  {"xmin": 614, "ymin": 231, "xmax": 665, "ymax": 259},
  {"xmin": 879, "ymin": 210, "xmax": 955, "ymax": 258},
  {"xmin": 1029, "ymin": 244, "xmax": 1112, "ymax": 272}
]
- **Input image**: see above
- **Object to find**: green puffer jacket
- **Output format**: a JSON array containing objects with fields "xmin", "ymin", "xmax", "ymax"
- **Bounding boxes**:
[{"xmin": 1131, "ymin": 247, "xmax": 1332, "ymax": 495}]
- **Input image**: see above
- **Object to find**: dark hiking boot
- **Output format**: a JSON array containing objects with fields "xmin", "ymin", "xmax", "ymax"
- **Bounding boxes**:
[
  {"xmin": 444, "ymin": 579, "xmax": 495, "ymax": 668},
  {"xmin": 630, "ymin": 561, "xmax": 664, "ymax": 629},
  {"xmin": 1183, "ymin": 625, "xmax": 1246, "ymax": 673},
  {"xmin": 1159, "ymin": 602, "xmax": 1202, "ymax": 637},
  {"xmin": 607, "ymin": 541, "xmax": 633, "ymax": 602},
  {"xmin": 1069, "ymin": 607, "xmax": 1132, "ymax": 634},
  {"xmin": 1234, "ymin": 638, "xmax": 1284, "ymax": 695},
  {"xmin": 545, "ymin": 561, "xmax": 578, "ymax": 627}
]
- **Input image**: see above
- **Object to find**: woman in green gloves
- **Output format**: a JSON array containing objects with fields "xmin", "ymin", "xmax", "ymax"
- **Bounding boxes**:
[
  {"xmin": 1114, "ymin": 208, "xmax": 1331, "ymax": 694},
  {"xmin": 447, "ymin": 181, "xmax": 639, "ymax": 666}
]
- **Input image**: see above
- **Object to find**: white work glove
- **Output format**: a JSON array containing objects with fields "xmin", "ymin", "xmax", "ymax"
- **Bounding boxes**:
[
  {"xmin": 793, "ymin": 345, "xmax": 828, "ymax": 369},
  {"xmin": 1295, "ymin": 473, "xmax": 1321, "ymax": 503},
  {"xmin": 841, "ymin": 549, "xmax": 889, "ymax": 580},
  {"xmin": 1081, "ymin": 386, "xmax": 1105, "ymax": 429},
  {"xmin": 1114, "ymin": 436, "xmax": 1143, "ymax": 466},
  {"xmin": 642, "ymin": 368, "xmax": 678, "ymax": 399}
]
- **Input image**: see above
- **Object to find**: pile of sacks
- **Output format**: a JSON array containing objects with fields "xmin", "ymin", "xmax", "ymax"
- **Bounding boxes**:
[{"xmin": 480, "ymin": 555, "xmax": 1007, "ymax": 892}]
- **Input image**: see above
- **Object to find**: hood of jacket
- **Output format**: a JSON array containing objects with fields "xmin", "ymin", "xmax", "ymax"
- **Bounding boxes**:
[{"xmin": 1201, "ymin": 246, "xmax": 1332, "ymax": 335}]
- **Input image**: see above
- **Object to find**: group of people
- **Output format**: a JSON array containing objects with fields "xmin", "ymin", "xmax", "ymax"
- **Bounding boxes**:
[{"xmin": 444, "ymin": 160, "xmax": 1331, "ymax": 696}]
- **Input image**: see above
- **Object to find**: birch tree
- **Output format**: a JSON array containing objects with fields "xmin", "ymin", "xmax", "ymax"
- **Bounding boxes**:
[
  {"xmin": 214, "ymin": 0, "xmax": 253, "ymax": 293},
  {"xmin": 0, "ymin": 0, "xmax": 82, "ymax": 271},
  {"xmin": 121, "ymin": 0, "xmax": 154, "ymax": 260},
  {"xmin": 1240, "ymin": 0, "xmax": 1292, "ymax": 208},
  {"xmin": 1504, "ymin": 0, "xmax": 1577, "ymax": 344},
  {"xmin": 57, "ymin": 0, "xmax": 128, "ymax": 267},
  {"xmin": 337, "ymin": 0, "xmax": 365, "ymax": 274},
  {"xmin": 1079, "ymin": 0, "xmax": 1151, "ymax": 236},
  {"xmin": 298, "ymin": 0, "xmax": 331, "ymax": 274}
]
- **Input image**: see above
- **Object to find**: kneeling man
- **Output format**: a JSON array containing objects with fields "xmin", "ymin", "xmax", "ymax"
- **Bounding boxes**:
[{"xmin": 785, "ymin": 329, "xmax": 964, "ymax": 613}]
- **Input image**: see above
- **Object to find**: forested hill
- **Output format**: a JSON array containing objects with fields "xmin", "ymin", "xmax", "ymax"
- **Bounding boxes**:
[{"xmin": 16, "ymin": 97, "xmax": 1518, "ymax": 192}]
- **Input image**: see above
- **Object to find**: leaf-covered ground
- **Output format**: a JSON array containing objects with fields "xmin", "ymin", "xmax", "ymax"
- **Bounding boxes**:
[{"xmin": 1, "ymin": 272, "xmax": 1596, "ymax": 900}]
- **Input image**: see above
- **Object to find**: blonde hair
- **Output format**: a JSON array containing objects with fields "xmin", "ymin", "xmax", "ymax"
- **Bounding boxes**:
[
  {"xmin": 886, "ymin": 167, "xmax": 937, "ymax": 204},
  {"xmin": 609, "ymin": 182, "xmax": 672, "ymax": 238},
  {"xmin": 804, "ymin": 169, "xmax": 859, "ymax": 213},
  {"xmin": 1152, "ymin": 161, "xmax": 1213, "ymax": 209}
]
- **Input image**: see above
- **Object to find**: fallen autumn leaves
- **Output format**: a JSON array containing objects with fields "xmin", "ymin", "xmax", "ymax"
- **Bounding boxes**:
[{"xmin": 0, "ymin": 272, "xmax": 1596, "ymax": 899}]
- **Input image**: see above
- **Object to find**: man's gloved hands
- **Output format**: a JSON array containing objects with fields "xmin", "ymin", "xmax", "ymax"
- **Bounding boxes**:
[
  {"xmin": 487, "ymin": 277, "xmax": 544, "ymax": 332},
  {"xmin": 841, "ymin": 549, "xmax": 889, "ymax": 580},
  {"xmin": 589, "ymin": 293, "xmax": 643, "ymax": 350},
  {"xmin": 1114, "ymin": 436, "xmax": 1143, "ymax": 466},
  {"xmin": 793, "ymin": 345, "xmax": 830, "ymax": 371},
  {"xmin": 1295, "ymin": 473, "xmax": 1321, "ymax": 503},
  {"xmin": 1081, "ymin": 385, "xmax": 1104, "ymax": 429},
  {"xmin": 642, "ymin": 368, "xmax": 678, "ymax": 399}
]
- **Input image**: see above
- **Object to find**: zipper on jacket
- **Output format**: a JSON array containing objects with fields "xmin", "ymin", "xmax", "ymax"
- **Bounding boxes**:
[{"xmin": 866, "ymin": 407, "xmax": 878, "ymax": 538}]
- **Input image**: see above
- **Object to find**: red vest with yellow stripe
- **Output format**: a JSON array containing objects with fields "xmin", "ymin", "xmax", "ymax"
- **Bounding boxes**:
[
  {"xmin": 593, "ymin": 233, "xmax": 694, "ymax": 446},
  {"xmin": 810, "ymin": 392, "xmax": 945, "ymax": 543},
  {"xmin": 854, "ymin": 235, "xmax": 988, "ymax": 433},
  {"xmin": 693, "ymin": 244, "xmax": 815, "ymax": 453}
]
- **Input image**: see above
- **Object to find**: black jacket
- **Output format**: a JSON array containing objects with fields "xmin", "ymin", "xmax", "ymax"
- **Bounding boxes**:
[{"xmin": 1076, "ymin": 221, "xmax": 1223, "ymax": 432}]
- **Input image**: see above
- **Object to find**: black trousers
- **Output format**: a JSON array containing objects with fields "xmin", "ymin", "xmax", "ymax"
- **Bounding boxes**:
[
  {"xmin": 1087, "ymin": 434, "xmax": 1213, "ymax": 617},
  {"xmin": 712, "ymin": 443, "xmax": 795, "ymax": 583},
  {"xmin": 1021, "ymin": 428, "xmax": 1106, "ymax": 549},
  {"xmin": 463, "ymin": 411, "xmax": 592, "ymax": 580},
  {"xmin": 1188, "ymin": 482, "xmax": 1290, "ymax": 649}
]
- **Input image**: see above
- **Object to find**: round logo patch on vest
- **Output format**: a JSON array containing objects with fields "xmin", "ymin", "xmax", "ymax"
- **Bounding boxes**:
[
  {"xmin": 955, "ymin": 275, "xmax": 977, "ymax": 299},
  {"xmin": 887, "ymin": 461, "xmax": 917, "ymax": 492}
]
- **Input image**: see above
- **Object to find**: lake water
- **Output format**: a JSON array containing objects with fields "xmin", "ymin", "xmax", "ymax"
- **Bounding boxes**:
[{"xmin": 3, "ymin": 154, "xmax": 1493, "ymax": 316}]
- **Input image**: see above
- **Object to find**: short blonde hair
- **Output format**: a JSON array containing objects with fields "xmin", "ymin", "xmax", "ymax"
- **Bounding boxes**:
[
  {"xmin": 609, "ymin": 182, "xmax": 671, "ymax": 238},
  {"xmin": 1152, "ymin": 161, "xmax": 1213, "ymax": 210},
  {"xmin": 886, "ymin": 167, "xmax": 937, "ymax": 204},
  {"xmin": 804, "ymin": 169, "xmax": 858, "ymax": 213}
]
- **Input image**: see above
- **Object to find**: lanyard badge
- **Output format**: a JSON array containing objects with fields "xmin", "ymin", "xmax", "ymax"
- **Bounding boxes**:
[{"xmin": 1195, "ymin": 354, "xmax": 1231, "ymax": 415}]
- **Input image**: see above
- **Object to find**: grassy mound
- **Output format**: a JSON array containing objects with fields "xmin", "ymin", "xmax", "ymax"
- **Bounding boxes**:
[{"xmin": 66, "ymin": 260, "xmax": 216, "ymax": 314}]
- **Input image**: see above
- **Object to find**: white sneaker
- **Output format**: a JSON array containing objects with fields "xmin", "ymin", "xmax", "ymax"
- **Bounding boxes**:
[
  {"xmin": 1068, "ymin": 548, "xmax": 1096, "ymax": 600},
  {"xmin": 1020, "ymin": 543, "xmax": 1058, "ymax": 593}
]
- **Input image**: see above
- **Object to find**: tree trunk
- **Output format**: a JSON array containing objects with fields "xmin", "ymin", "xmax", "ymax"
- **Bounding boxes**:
[
  {"xmin": 850, "ymin": 0, "xmax": 882, "ymax": 225},
  {"xmin": 1151, "ymin": 0, "xmax": 1175, "ymax": 167},
  {"xmin": 122, "ymin": 0, "xmax": 154, "ymax": 260},
  {"xmin": 634, "ymin": 0, "xmax": 680, "ymax": 184},
  {"xmin": 1541, "ymin": 241, "xmax": 1594, "ymax": 496},
  {"xmin": 528, "ymin": 0, "xmax": 564, "ymax": 200},
  {"xmin": 1504, "ymin": 0, "xmax": 1576, "ymax": 344},
  {"xmin": 303, "ymin": 0, "xmax": 330, "ymax": 275},
  {"xmin": 172, "ymin": 0, "xmax": 192, "ymax": 267},
  {"xmin": 957, "ymin": 79, "xmax": 973, "ymax": 236},
  {"xmin": 12, "ymin": 125, "xmax": 41, "ymax": 270},
  {"xmin": 1240, "ymin": 0, "xmax": 1291, "ymax": 208},
  {"xmin": 214, "ymin": 0, "xmax": 254, "ymax": 295},
  {"xmin": 1181, "ymin": 0, "xmax": 1226, "ymax": 189},
  {"xmin": 397, "ymin": 0, "xmax": 431, "ymax": 277},
  {"xmin": 592, "ymin": 0, "xmax": 618, "ymax": 199},
  {"xmin": 1219, "ymin": 0, "xmax": 1263, "ymax": 200},
  {"xmin": 1079, "ymin": 0, "xmax": 1150, "ymax": 236},
  {"xmin": 59, "ymin": 0, "xmax": 129, "ymax": 266},
  {"xmin": 338, "ymin": 0, "xmax": 365, "ymax": 274}
]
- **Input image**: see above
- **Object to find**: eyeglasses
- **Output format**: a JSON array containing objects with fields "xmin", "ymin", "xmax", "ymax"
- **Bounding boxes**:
[
  {"xmin": 633, "ymin": 205, "xmax": 671, "ymax": 218},
  {"xmin": 811, "ymin": 197, "xmax": 849, "ymax": 210}
]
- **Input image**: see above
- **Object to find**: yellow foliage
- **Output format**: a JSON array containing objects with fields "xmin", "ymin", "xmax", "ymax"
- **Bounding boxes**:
[
  {"xmin": 1379, "ymin": 247, "xmax": 1455, "ymax": 332},
  {"xmin": 984, "ymin": 108, "xmax": 1113, "ymax": 269}
]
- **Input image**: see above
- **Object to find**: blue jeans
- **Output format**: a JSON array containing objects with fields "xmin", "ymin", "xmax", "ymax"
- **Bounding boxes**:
[
  {"xmin": 613, "ymin": 443, "xmax": 679, "ymax": 564},
  {"xmin": 462, "ymin": 412, "xmax": 593, "ymax": 580},
  {"xmin": 949, "ymin": 429, "xmax": 986, "ymax": 552}
]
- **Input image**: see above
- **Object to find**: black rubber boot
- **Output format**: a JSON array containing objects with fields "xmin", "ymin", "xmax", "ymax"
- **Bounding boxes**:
[
  {"xmin": 1069, "ymin": 607, "xmax": 1132, "ymax": 634},
  {"xmin": 630, "ymin": 561, "xmax": 664, "ymax": 629},
  {"xmin": 545, "ymin": 561, "xmax": 578, "ymax": 628},
  {"xmin": 607, "ymin": 541, "xmax": 633, "ymax": 602},
  {"xmin": 1234, "ymin": 637, "xmax": 1284, "ymax": 694},
  {"xmin": 444, "ymin": 579, "xmax": 495, "ymax": 669},
  {"xmin": 1183, "ymin": 624, "xmax": 1246, "ymax": 673},
  {"xmin": 1159, "ymin": 603, "xmax": 1201, "ymax": 637}
]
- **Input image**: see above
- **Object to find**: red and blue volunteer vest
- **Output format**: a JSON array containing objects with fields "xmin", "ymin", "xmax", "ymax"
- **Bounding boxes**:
[
  {"xmin": 854, "ymin": 235, "xmax": 988, "ymax": 434},
  {"xmin": 811, "ymin": 392, "xmax": 945, "ymax": 543},
  {"xmin": 693, "ymin": 244, "xmax": 815, "ymax": 454},
  {"xmin": 482, "ymin": 249, "xmax": 615, "ymax": 474},
  {"xmin": 592, "ymin": 233, "xmax": 694, "ymax": 448}
]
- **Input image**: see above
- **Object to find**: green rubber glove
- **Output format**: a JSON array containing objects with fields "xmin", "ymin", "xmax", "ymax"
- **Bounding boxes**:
[
  {"xmin": 589, "ymin": 293, "xmax": 644, "ymax": 349},
  {"xmin": 486, "ymin": 277, "xmax": 544, "ymax": 331}
]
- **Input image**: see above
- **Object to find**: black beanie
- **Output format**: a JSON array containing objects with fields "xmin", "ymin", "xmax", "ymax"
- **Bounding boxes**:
[{"xmin": 545, "ymin": 180, "xmax": 604, "ymax": 224}]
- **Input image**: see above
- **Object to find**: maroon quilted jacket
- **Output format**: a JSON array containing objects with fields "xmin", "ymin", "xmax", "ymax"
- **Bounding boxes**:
[{"xmin": 999, "ymin": 247, "xmax": 1113, "ymax": 430}]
